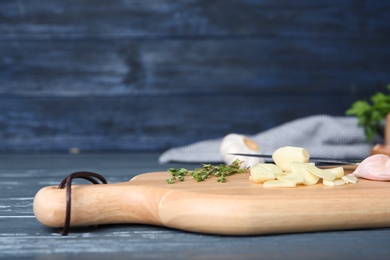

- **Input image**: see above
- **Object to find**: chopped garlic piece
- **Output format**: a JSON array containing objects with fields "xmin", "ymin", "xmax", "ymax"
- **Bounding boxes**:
[
  {"xmin": 263, "ymin": 180, "xmax": 296, "ymax": 188},
  {"xmin": 306, "ymin": 164, "xmax": 336, "ymax": 181},
  {"xmin": 323, "ymin": 167, "xmax": 344, "ymax": 179},
  {"xmin": 323, "ymin": 179, "xmax": 347, "ymax": 187},
  {"xmin": 276, "ymin": 172, "xmax": 304, "ymax": 184},
  {"xmin": 255, "ymin": 163, "xmax": 284, "ymax": 175},
  {"xmin": 291, "ymin": 162, "xmax": 320, "ymax": 185},
  {"xmin": 250, "ymin": 164, "xmax": 276, "ymax": 183},
  {"xmin": 342, "ymin": 174, "xmax": 358, "ymax": 184}
]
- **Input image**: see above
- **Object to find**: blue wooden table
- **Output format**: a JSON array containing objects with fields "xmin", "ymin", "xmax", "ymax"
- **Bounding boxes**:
[{"xmin": 1, "ymin": 153, "xmax": 389, "ymax": 259}]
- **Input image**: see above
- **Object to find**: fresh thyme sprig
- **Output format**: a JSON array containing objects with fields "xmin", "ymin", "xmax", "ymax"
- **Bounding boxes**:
[{"xmin": 166, "ymin": 159, "xmax": 248, "ymax": 184}]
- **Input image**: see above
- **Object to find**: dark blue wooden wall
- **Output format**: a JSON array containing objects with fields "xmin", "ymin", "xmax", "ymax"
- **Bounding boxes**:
[{"xmin": 0, "ymin": 0, "xmax": 389, "ymax": 152}]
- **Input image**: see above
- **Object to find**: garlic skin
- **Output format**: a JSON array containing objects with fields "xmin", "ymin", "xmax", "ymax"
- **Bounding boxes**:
[
  {"xmin": 220, "ymin": 133, "xmax": 264, "ymax": 168},
  {"xmin": 352, "ymin": 154, "xmax": 390, "ymax": 181}
]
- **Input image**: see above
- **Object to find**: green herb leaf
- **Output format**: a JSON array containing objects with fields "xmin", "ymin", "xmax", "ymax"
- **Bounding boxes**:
[
  {"xmin": 346, "ymin": 85, "xmax": 390, "ymax": 141},
  {"xmin": 166, "ymin": 159, "xmax": 248, "ymax": 184}
]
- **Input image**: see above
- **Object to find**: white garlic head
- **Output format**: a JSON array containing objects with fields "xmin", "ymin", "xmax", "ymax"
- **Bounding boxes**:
[{"xmin": 220, "ymin": 133, "xmax": 264, "ymax": 168}]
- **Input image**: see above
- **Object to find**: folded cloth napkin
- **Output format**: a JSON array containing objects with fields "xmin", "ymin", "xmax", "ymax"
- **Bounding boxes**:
[{"xmin": 159, "ymin": 114, "xmax": 378, "ymax": 164}]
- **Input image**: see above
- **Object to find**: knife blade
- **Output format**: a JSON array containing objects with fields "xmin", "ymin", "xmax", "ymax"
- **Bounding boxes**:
[{"xmin": 228, "ymin": 153, "xmax": 361, "ymax": 165}]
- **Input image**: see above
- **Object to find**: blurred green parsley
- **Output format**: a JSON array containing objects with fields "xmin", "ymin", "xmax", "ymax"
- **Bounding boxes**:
[{"xmin": 346, "ymin": 85, "xmax": 390, "ymax": 141}]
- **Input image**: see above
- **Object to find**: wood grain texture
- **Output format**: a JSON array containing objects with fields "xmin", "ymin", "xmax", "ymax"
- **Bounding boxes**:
[
  {"xmin": 0, "ymin": 0, "xmax": 389, "ymax": 152},
  {"xmin": 1, "ymin": 0, "xmax": 389, "ymax": 39},
  {"xmin": 33, "ymin": 167, "xmax": 390, "ymax": 235},
  {"xmin": 0, "ymin": 39, "xmax": 388, "ymax": 96},
  {"xmin": 0, "ymin": 95, "xmax": 371, "ymax": 152}
]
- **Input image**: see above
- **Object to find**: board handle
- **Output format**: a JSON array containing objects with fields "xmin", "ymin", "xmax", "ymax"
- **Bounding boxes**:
[{"xmin": 33, "ymin": 182, "xmax": 165, "ymax": 234}]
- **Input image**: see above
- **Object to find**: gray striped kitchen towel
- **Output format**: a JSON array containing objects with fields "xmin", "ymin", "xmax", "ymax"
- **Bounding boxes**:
[{"xmin": 159, "ymin": 114, "xmax": 378, "ymax": 164}]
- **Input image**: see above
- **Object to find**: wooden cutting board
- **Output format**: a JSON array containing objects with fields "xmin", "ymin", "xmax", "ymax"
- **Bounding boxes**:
[{"xmin": 33, "ymin": 167, "xmax": 390, "ymax": 235}]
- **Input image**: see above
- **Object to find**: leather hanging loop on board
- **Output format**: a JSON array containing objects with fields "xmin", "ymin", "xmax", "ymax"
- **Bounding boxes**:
[{"xmin": 57, "ymin": 171, "xmax": 108, "ymax": 235}]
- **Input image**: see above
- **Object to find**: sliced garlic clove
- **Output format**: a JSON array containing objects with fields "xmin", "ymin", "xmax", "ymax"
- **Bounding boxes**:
[
  {"xmin": 263, "ymin": 180, "xmax": 297, "ymax": 188},
  {"xmin": 342, "ymin": 174, "xmax": 358, "ymax": 184},
  {"xmin": 255, "ymin": 163, "xmax": 284, "ymax": 175},
  {"xmin": 323, "ymin": 167, "xmax": 344, "ymax": 179},
  {"xmin": 276, "ymin": 172, "xmax": 304, "ymax": 184},
  {"xmin": 291, "ymin": 162, "xmax": 320, "ymax": 185},
  {"xmin": 250, "ymin": 164, "xmax": 276, "ymax": 183},
  {"xmin": 323, "ymin": 179, "xmax": 347, "ymax": 187},
  {"xmin": 306, "ymin": 164, "xmax": 336, "ymax": 181}
]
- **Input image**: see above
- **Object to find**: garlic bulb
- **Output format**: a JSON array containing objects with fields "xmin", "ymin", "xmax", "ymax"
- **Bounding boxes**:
[
  {"xmin": 352, "ymin": 154, "xmax": 390, "ymax": 181},
  {"xmin": 220, "ymin": 133, "xmax": 264, "ymax": 168}
]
